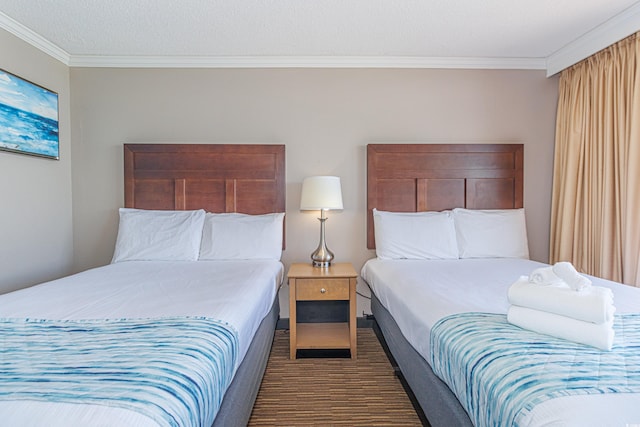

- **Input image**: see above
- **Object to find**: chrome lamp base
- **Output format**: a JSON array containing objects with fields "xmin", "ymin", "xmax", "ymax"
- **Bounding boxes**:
[{"xmin": 310, "ymin": 213, "xmax": 334, "ymax": 268}]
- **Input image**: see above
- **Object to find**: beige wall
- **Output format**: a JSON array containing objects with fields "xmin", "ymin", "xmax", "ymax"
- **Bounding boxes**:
[
  {"xmin": 0, "ymin": 29, "xmax": 73, "ymax": 294},
  {"xmin": 70, "ymin": 67, "xmax": 558, "ymax": 316}
]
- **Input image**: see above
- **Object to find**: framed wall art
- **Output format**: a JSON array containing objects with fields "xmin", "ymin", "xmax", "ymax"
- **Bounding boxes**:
[{"xmin": 0, "ymin": 69, "xmax": 59, "ymax": 159}]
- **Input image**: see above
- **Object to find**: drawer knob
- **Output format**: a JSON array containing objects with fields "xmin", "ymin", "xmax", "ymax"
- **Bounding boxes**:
[{"xmin": 320, "ymin": 288, "xmax": 327, "ymax": 294}]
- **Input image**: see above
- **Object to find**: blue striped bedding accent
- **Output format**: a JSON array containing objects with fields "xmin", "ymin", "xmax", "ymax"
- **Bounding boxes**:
[
  {"xmin": 0, "ymin": 316, "xmax": 239, "ymax": 427},
  {"xmin": 430, "ymin": 312, "xmax": 640, "ymax": 427}
]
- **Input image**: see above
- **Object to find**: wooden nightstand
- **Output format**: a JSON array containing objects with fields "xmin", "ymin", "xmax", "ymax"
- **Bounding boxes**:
[{"xmin": 288, "ymin": 262, "xmax": 358, "ymax": 359}]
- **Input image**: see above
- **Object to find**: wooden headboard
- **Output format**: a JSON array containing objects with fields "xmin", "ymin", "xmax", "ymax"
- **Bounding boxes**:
[
  {"xmin": 367, "ymin": 144, "xmax": 523, "ymax": 249},
  {"xmin": 124, "ymin": 143, "xmax": 286, "ymax": 244}
]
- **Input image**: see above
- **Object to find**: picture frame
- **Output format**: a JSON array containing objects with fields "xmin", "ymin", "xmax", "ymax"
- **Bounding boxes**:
[{"xmin": 0, "ymin": 68, "xmax": 59, "ymax": 160}]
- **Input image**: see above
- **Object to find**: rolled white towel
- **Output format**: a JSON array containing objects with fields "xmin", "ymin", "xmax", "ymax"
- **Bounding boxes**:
[
  {"xmin": 507, "ymin": 305, "xmax": 614, "ymax": 351},
  {"xmin": 528, "ymin": 267, "xmax": 565, "ymax": 286},
  {"xmin": 552, "ymin": 261, "xmax": 592, "ymax": 291},
  {"xmin": 508, "ymin": 276, "xmax": 615, "ymax": 324}
]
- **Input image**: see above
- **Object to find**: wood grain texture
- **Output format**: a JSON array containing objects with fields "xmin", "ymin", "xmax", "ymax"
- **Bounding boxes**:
[
  {"xmin": 248, "ymin": 329, "xmax": 423, "ymax": 426},
  {"xmin": 123, "ymin": 143, "xmax": 286, "ymax": 247},
  {"xmin": 367, "ymin": 143, "xmax": 524, "ymax": 248},
  {"xmin": 288, "ymin": 263, "xmax": 358, "ymax": 360}
]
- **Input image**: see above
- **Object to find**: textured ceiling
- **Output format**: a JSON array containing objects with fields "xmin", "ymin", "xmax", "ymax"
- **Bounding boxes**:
[{"xmin": 0, "ymin": 0, "xmax": 639, "ymax": 73}]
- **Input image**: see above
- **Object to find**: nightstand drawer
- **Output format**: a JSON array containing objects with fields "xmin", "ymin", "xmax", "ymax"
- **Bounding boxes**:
[{"xmin": 296, "ymin": 278, "xmax": 350, "ymax": 300}]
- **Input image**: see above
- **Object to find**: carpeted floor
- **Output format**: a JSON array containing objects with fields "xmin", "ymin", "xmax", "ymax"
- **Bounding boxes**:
[{"xmin": 248, "ymin": 328, "xmax": 423, "ymax": 426}]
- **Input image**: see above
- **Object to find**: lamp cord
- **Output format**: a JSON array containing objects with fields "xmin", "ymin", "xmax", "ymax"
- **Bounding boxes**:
[{"xmin": 356, "ymin": 290, "xmax": 371, "ymax": 300}]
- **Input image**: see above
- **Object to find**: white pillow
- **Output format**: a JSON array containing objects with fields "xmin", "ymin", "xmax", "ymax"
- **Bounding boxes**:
[
  {"xmin": 373, "ymin": 209, "xmax": 459, "ymax": 260},
  {"xmin": 452, "ymin": 208, "xmax": 529, "ymax": 259},
  {"xmin": 111, "ymin": 208, "xmax": 206, "ymax": 263},
  {"xmin": 199, "ymin": 212, "xmax": 285, "ymax": 260}
]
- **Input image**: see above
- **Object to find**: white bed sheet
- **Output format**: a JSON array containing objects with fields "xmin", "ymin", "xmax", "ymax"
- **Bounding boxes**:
[
  {"xmin": 0, "ymin": 260, "xmax": 283, "ymax": 427},
  {"xmin": 361, "ymin": 257, "xmax": 640, "ymax": 427}
]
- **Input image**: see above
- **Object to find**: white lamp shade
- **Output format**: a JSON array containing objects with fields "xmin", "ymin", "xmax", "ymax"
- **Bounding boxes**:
[{"xmin": 300, "ymin": 176, "xmax": 344, "ymax": 211}]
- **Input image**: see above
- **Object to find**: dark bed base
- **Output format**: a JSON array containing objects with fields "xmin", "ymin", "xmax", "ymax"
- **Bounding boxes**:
[
  {"xmin": 212, "ymin": 296, "xmax": 279, "ymax": 427},
  {"xmin": 371, "ymin": 293, "xmax": 473, "ymax": 427},
  {"xmin": 372, "ymin": 320, "xmax": 431, "ymax": 427}
]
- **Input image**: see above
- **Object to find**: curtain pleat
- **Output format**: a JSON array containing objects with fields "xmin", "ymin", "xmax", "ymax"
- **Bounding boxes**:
[{"xmin": 550, "ymin": 32, "xmax": 640, "ymax": 286}]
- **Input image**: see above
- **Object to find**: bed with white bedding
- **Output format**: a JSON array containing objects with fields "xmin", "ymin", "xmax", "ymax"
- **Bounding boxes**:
[
  {"xmin": 0, "ymin": 260, "xmax": 283, "ymax": 426},
  {"xmin": 362, "ymin": 258, "xmax": 640, "ymax": 427},
  {"xmin": 365, "ymin": 144, "xmax": 640, "ymax": 427},
  {"xmin": 0, "ymin": 143, "xmax": 287, "ymax": 426}
]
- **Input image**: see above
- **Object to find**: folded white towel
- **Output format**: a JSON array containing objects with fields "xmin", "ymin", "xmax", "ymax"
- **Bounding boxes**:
[
  {"xmin": 507, "ymin": 305, "xmax": 614, "ymax": 351},
  {"xmin": 552, "ymin": 261, "xmax": 592, "ymax": 291},
  {"xmin": 528, "ymin": 267, "xmax": 565, "ymax": 286},
  {"xmin": 508, "ymin": 276, "xmax": 615, "ymax": 324}
]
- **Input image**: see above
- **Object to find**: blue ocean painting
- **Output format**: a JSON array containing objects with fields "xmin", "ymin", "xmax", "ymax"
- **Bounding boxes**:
[{"xmin": 0, "ymin": 70, "xmax": 59, "ymax": 159}]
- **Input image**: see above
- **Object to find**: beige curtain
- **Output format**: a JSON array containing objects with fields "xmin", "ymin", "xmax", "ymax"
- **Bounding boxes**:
[{"xmin": 550, "ymin": 32, "xmax": 640, "ymax": 286}]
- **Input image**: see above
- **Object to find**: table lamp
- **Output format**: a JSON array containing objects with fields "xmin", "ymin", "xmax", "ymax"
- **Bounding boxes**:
[{"xmin": 300, "ymin": 176, "xmax": 343, "ymax": 267}]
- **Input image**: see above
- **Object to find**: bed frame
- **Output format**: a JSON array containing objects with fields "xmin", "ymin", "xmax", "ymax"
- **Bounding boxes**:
[
  {"xmin": 366, "ymin": 143, "xmax": 523, "ymax": 427},
  {"xmin": 123, "ymin": 143, "xmax": 285, "ymax": 427},
  {"xmin": 367, "ymin": 143, "xmax": 523, "ymax": 249}
]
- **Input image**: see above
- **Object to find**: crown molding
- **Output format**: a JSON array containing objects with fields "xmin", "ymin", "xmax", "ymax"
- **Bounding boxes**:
[
  {"xmin": 0, "ymin": 12, "xmax": 545, "ymax": 71},
  {"xmin": 68, "ymin": 54, "xmax": 546, "ymax": 70},
  {"xmin": 546, "ymin": 2, "xmax": 640, "ymax": 76},
  {"xmin": 0, "ymin": 12, "xmax": 70, "ymax": 65},
  {"xmin": 5, "ymin": 3, "xmax": 636, "ymax": 75}
]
